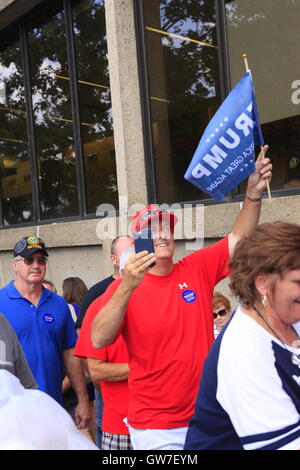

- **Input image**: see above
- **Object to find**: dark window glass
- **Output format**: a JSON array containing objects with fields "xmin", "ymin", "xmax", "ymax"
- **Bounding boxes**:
[
  {"xmin": 27, "ymin": 5, "xmax": 80, "ymax": 220},
  {"xmin": 0, "ymin": 32, "xmax": 33, "ymax": 225},
  {"xmin": 0, "ymin": 0, "xmax": 116, "ymax": 228},
  {"xmin": 225, "ymin": 0, "xmax": 300, "ymax": 195},
  {"xmin": 72, "ymin": 0, "xmax": 118, "ymax": 214},
  {"xmin": 141, "ymin": 0, "xmax": 222, "ymax": 203}
]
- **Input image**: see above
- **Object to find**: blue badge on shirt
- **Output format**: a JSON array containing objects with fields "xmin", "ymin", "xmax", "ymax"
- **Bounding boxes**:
[
  {"xmin": 182, "ymin": 289, "xmax": 196, "ymax": 303},
  {"xmin": 43, "ymin": 313, "xmax": 54, "ymax": 323}
]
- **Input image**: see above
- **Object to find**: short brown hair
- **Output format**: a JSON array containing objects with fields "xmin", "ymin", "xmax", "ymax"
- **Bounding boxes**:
[
  {"xmin": 111, "ymin": 236, "xmax": 132, "ymax": 255},
  {"xmin": 62, "ymin": 277, "xmax": 88, "ymax": 306},
  {"xmin": 229, "ymin": 222, "xmax": 300, "ymax": 307},
  {"xmin": 212, "ymin": 292, "xmax": 231, "ymax": 312}
]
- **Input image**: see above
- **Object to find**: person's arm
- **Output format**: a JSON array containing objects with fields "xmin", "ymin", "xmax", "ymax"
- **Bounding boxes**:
[
  {"xmin": 86, "ymin": 357, "xmax": 129, "ymax": 382},
  {"xmin": 63, "ymin": 348, "xmax": 91, "ymax": 429},
  {"xmin": 91, "ymin": 251, "xmax": 156, "ymax": 349},
  {"xmin": 228, "ymin": 145, "xmax": 272, "ymax": 258}
]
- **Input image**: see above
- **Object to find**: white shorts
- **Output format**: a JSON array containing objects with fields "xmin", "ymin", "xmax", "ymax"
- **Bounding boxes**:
[{"xmin": 124, "ymin": 419, "xmax": 188, "ymax": 450}]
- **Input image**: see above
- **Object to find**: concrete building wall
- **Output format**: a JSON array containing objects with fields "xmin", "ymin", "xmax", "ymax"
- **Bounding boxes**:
[{"xmin": 0, "ymin": 0, "xmax": 44, "ymax": 29}]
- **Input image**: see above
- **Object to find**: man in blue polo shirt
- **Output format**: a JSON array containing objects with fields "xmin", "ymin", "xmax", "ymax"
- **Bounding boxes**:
[{"xmin": 0, "ymin": 236, "xmax": 91, "ymax": 429}]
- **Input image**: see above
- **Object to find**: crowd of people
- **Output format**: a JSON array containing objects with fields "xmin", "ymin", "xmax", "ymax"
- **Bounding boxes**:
[{"xmin": 0, "ymin": 153, "xmax": 300, "ymax": 451}]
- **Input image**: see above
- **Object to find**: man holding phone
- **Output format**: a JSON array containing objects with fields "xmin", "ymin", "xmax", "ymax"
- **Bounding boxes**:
[{"xmin": 91, "ymin": 152, "xmax": 272, "ymax": 449}]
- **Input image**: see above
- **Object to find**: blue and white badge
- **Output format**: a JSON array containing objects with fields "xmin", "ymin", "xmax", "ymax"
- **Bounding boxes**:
[
  {"xmin": 182, "ymin": 289, "xmax": 197, "ymax": 303},
  {"xmin": 43, "ymin": 313, "xmax": 54, "ymax": 323}
]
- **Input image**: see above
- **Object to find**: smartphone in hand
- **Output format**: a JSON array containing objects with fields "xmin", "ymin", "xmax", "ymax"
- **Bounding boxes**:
[{"xmin": 134, "ymin": 228, "xmax": 156, "ymax": 267}]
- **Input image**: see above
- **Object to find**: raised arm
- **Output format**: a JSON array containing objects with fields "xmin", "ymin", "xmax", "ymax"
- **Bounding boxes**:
[
  {"xmin": 91, "ymin": 250, "xmax": 156, "ymax": 349},
  {"xmin": 228, "ymin": 145, "xmax": 272, "ymax": 258}
]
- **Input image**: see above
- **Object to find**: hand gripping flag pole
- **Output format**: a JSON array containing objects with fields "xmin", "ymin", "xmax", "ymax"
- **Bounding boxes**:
[{"xmin": 242, "ymin": 54, "xmax": 272, "ymax": 200}]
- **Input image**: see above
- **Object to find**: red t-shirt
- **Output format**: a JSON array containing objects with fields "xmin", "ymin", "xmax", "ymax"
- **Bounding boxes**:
[
  {"xmin": 98, "ymin": 237, "xmax": 230, "ymax": 430},
  {"xmin": 74, "ymin": 297, "xmax": 129, "ymax": 435}
]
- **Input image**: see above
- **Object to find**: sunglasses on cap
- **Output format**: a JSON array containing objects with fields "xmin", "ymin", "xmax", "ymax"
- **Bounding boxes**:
[
  {"xmin": 16, "ymin": 256, "xmax": 48, "ymax": 266},
  {"xmin": 213, "ymin": 308, "xmax": 227, "ymax": 319}
]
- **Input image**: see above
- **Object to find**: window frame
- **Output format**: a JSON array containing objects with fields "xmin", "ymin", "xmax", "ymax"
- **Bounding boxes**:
[{"xmin": 0, "ymin": 0, "xmax": 114, "ymax": 229}]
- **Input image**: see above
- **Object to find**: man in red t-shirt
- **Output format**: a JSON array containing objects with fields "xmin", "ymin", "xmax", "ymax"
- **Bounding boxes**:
[
  {"xmin": 74, "ymin": 250, "xmax": 134, "ymax": 451},
  {"xmin": 74, "ymin": 296, "xmax": 131, "ymax": 450},
  {"xmin": 91, "ymin": 154, "xmax": 272, "ymax": 449}
]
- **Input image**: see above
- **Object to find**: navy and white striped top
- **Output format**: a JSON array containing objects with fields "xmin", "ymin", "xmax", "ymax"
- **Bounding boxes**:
[{"xmin": 184, "ymin": 307, "xmax": 300, "ymax": 450}]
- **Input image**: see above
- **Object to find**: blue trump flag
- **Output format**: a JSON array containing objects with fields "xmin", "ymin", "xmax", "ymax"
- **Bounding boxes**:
[{"xmin": 184, "ymin": 71, "xmax": 264, "ymax": 200}]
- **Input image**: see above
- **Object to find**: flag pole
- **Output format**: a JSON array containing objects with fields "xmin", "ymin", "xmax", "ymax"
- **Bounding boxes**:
[
  {"xmin": 242, "ymin": 53, "xmax": 271, "ymax": 200},
  {"xmin": 242, "ymin": 53, "xmax": 250, "ymax": 73}
]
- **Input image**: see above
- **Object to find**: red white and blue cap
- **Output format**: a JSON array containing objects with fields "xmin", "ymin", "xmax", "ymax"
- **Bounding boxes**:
[{"xmin": 130, "ymin": 204, "xmax": 178, "ymax": 236}]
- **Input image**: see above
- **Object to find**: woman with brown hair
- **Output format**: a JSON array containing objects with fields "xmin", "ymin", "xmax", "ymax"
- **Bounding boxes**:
[
  {"xmin": 62, "ymin": 277, "xmax": 88, "ymax": 322},
  {"xmin": 185, "ymin": 222, "xmax": 300, "ymax": 450}
]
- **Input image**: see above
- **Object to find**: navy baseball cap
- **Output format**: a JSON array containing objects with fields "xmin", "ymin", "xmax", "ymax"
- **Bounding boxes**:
[{"xmin": 13, "ymin": 236, "xmax": 48, "ymax": 259}]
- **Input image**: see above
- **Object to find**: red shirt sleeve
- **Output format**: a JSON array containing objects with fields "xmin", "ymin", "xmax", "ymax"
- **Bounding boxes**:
[
  {"xmin": 200, "ymin": 236, "xmax": 230, "ymax": 284},
  {"xmin": 95, "ymin": 278, "xmax": 122, "ymax": 306},
  {"xmin": 182, "ymin": 236, "xmax": 230, "ymax": 288},
  {"xmin": 94, "ymin": 277, "xmax": 127, "ymax": 338},
  {"xmin": 74, "ymin": 296, "xmax": 106, "ymax": 360}
]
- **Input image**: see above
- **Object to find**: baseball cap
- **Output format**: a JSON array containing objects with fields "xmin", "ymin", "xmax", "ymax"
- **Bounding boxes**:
[
  {"xmin": 130, "ymin": 204, "xmax": 178, "ymax": 236},
  {"xmin": 13, "ymin": 236, "xmax": 48, "ymax": 259}
]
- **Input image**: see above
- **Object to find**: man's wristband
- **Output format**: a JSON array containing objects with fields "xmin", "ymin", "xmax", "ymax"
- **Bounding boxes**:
[{"xmin": 245, "ymin": 193, "xmax": 262, "ymax": 202}]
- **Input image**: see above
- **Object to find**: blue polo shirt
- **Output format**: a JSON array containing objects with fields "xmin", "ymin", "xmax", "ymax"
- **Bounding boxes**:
[{"xmin": 0, "ymin": 281, "xmax": 78, "ymax": 405}]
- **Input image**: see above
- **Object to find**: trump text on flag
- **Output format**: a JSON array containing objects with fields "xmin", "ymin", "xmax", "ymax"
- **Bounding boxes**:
[{"xmin": 184, "ymin": 72, "xmax": 264, "ymax": 200}]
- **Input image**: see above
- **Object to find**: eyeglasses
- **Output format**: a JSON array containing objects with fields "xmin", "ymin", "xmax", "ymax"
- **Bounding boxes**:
[
  {"xmin": 213, "ymin": 308, "xmax": 227, "ymax": 319},
  {"xmin": 16, "ymin": 256, "xmax": 48, "ymax": 265}
]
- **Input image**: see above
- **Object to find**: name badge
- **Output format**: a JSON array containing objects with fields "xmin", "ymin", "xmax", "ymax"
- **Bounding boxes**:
[{"xmin": 43, "ymin": 314, "xmax": 54, "ymax": 323}]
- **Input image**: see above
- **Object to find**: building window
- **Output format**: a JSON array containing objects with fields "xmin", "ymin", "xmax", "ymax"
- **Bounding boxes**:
[
  {"xmin": 138, "ymin": 0, "xmax": 300, "ymax": 204},
  {"xmin": 0, "ymin": 30, "xmax": 33, "ymax": 225},
  {"xmin": 225, "ymin": 0, "xmax": 300, "ymax": 194},
  {"xmin": 72, "ymin": 0, "xmax": 118, "ymax": 214},
  {"xmin": 27, "ymin": 5, "xmax": 79, "ymax": 220},
  {"xmin": 0, "ymin": 0, "xmax": 117, "ymax": 227},
  {"xmin": 138, "ymin": 0, "xmax": 223, "ymax": 204}
]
